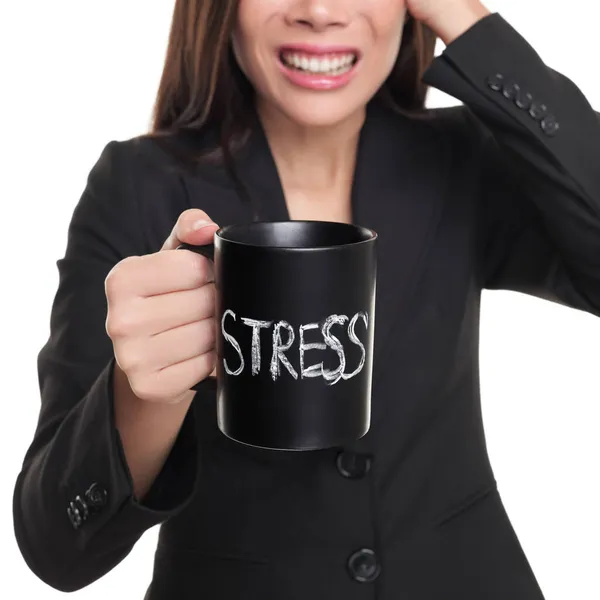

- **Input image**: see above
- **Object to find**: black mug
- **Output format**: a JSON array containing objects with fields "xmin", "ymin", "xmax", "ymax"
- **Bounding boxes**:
[{"xmin": 178, "ymin": 220, "xmax": 377, "ymax": 451}]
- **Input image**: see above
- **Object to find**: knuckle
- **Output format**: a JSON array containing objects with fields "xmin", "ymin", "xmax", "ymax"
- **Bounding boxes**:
[
  {"xmin": 128, "ymin": 378, "xmax": 154, "ymax": 402},
  {"xmin": 128, "ymin": 373, "xmax": 164, "ymax": 402},
  {"xmin": 105, "ymin": 257, "xmax": 137, "ymax": 298},
  {"xmin": 104, "ymin": 271, "xmax": 121, "ymax": 300},
  {"xmin": 114, "ymin": 352, "xmax": 140, "ymax": 375},
  {"xmin": 113, "ymin": 339, "xmax": 145, "ymax": 373},
  {"xmin": 105, "ymin": 311, "xmax": 136, "ymax": 339},
  {"xmin": 105, "ymin": 316, "xmax": 121, "ymax": 339}
]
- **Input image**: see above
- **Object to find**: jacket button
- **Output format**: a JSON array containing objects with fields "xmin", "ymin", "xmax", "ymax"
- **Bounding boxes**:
[
  {"xmin": 528, "ymin": 101, "xmax": 548, "ymax": 120},
  {"xmin": 540, "ymin": 115, "xmax": 560, "ymax": 136},
  {"xmin": 85, "ymin": 483, "xmax": 108, "ymax": 512},
  {"xmin": 67, "ymin": 503, "xmax": 83, "ymax": 530},
  {"xmin": 336, "ymin": 451, "xmax": 371, "ymax": 479},
  {"xmin": 66, "ymin": 482, "xmax": 108, "ymax": 530},
  {"xmin": 501, "ymin": 81, "xmax": 520, "ymax": 100},
  {"xmin": 347, "ymin": 548, "xmax": 381, "ymax": 583},
  {"xmin": 514, "ymin": 90, "xmax": 533, "ymax": 110},
  {"xmin": 486, "ymin": 73, "xmax": 504, "ymax": 91}
]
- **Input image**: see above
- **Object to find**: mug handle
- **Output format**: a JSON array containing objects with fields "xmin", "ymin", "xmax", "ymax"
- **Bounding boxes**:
[
  {"xmin": 176, "ymin": 241, "xmax": 215, "ymax": 262},
  {"xmin": 176, "ymin": 242, "xmax": 217, "ymax": 392}
]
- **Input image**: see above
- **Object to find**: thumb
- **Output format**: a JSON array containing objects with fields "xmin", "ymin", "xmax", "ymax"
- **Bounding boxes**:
[{"xmin": 161, "ymin": 209, "xmax": 220, "ymax": 251}]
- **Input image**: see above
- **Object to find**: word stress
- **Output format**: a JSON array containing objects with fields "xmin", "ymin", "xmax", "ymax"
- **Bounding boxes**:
[{"xmin": 221, "ymin": 309, "xmax": 370, "ymax": 385}]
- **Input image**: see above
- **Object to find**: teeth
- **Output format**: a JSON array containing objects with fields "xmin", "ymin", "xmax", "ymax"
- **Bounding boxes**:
[{"xmin": 281, "ymin": 52, "xmax": 357, "ymax": 76}]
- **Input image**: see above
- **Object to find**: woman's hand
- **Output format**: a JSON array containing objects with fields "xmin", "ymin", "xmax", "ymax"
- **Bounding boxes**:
[
  {"xmin": 405, "ymin": 0, "xmax": 491, "ymax": 45},
  {"xmin": 105, "ymin": 208, "xmax": 220, "ymax": 404}
]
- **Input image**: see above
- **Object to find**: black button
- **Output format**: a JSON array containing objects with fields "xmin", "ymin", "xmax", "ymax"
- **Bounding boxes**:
[
  {"xmin": 67, "ymin": 503, "xmax": 83, "ymax": 530},
  {"xmin": 66, "ymin": 482, "xmax": 108, "ymax": 529},
  {"xmin": 528, "ymin": 101, "xmax": 548, "ymax": 120},
  {"xmin": 486, "ymin": 73, "xmax": 504, "ymax": 91},
  {"xmin": 501, "ymin": 81, "xmax": 520, "ymax": 100},
  {"xmin": 336, "ymin": 451, "xmax": 371, "ymax": 479},
  {"xmin": 514, "ymin": 90, "xmax": 533, "ymax": 110},
  {"xmin": 85, "ymin": 483, "xmax": 108, "ymax": 512},
  {"xmin": 347, "ymin": 548, "xmax": 381, "ymax": 583},
  {"xmin": 540, "ymin": 115, "xmax": 560, "ymax": 136}
]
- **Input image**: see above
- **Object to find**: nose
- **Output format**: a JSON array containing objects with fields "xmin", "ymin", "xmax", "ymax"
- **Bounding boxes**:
[{"xmin": 286, "ymin": 0, "xmax": 351, "ymax": 32}]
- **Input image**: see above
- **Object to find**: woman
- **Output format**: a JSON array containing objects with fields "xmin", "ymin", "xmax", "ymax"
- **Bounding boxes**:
[{"xmin": 12, "ymin": 0, "xmax": 600, "ymax": 598}]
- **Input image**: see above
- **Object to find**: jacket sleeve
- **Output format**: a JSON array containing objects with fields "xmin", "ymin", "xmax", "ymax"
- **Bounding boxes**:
[
  {"xmin": 421, "ymin": 12, "xmax": 600, "ymax": 317},
  {"xmin": 12, "ymin": 140, "xmax": 204, "ymax": 592}
]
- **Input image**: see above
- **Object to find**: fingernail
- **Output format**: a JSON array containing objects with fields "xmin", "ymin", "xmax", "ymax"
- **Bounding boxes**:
[{"xmin": 192, "ymin": 219, "xmax": 216, "ymax": 230}]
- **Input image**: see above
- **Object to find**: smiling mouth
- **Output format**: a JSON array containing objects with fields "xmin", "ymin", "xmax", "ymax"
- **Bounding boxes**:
[{"xmin": 278, "ymin": 51, "xmax": 359, "ymax": 77}]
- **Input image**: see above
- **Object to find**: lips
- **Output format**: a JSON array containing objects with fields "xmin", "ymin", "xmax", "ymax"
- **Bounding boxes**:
[{"xmin": 276, "ymin": 44, "xmax": 361, "ymax": 90}]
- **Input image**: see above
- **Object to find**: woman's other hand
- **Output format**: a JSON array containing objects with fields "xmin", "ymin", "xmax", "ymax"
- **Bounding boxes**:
[{"xmin": 405, "ymin": 0, "xmax": 491, "ymax": 45}]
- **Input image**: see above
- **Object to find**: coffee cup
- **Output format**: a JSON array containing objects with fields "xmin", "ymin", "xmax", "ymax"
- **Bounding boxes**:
[{"xmin": 178, "ymin": 220, "xmax": 377, "ymax": 451}]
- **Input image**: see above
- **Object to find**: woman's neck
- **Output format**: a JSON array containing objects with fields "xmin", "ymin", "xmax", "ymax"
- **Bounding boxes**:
[{"xmin": 256, "ymin": 101, "xmax": 365, "ymax": 196}]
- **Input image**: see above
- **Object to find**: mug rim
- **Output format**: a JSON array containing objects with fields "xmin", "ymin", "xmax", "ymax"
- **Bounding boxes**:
[{"xmin": 215, "ymin": 220, "xmax": 377, "ymax": 251}]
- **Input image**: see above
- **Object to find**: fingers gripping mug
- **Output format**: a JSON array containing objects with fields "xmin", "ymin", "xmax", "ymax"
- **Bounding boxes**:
[{"xmin": 178, "ymin": 220, "xmax": 377, "ymax": 451}]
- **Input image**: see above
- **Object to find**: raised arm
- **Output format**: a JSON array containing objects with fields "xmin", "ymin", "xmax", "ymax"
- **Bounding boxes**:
[{"xmin": 422, "ymin": 12, "xmax": 600, "ymax": 316}]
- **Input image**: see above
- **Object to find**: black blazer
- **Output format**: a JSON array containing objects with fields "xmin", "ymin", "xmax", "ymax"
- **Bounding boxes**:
[{"xmin": 13, "ymin": 12, "xmax": 600, "ymax": 600}]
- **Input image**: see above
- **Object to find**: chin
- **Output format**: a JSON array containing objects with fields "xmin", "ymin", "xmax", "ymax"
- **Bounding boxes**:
[{"xmin": 272, "ymin": 94, "xmax": 369, "ymax": 129}]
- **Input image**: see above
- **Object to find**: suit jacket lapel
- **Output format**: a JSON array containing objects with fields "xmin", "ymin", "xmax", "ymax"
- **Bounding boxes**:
[{"xmin": 231, "ymin": 112, "xmax": 289, "ymax": 222}]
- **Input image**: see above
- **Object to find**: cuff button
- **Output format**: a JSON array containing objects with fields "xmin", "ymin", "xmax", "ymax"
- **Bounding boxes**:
[
  {"xmin": 486, "ymin": 73, "xmax": 504, "ymax": 91},
  {"xmin": 501, "ymin": 81, "xmax": 520, "ymax": 100},
  {"xmin": 541, "ymin": 115, "xmax": 560, "ymax": 136},
  {"xmin": 528, "ymin": 101, "xmax": 548, "ymax": 120},
  {"xmin": 515, "ymin": 91, "xmax": 533, "ymax": 110},
  {"xmin": 67, "ymin": 503, "xmax": 83, "ymax": 530},
  {"xmin": 85, "ymin": 483, "xmax": 108, "ymax": 511}
]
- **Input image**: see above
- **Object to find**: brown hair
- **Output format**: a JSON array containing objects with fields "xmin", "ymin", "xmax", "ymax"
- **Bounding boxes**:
[{"xmin": 148, "ymin": 1, "xmax": 437, "ymax": 155}]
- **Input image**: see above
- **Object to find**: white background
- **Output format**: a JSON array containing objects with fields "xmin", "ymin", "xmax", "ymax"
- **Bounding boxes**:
[{"xmin": 1, "ymin": 1, "xmax": 598, "ymax": 598}]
